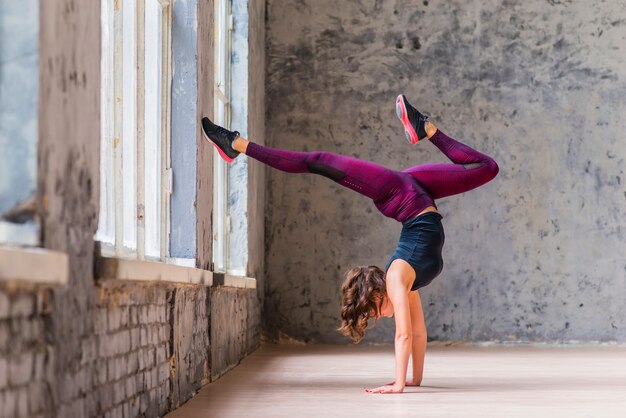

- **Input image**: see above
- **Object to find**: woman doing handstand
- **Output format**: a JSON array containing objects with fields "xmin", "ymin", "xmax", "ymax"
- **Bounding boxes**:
[{"xmin": 201, "ymin": 95, "xmax": 499, "ymax": 394}]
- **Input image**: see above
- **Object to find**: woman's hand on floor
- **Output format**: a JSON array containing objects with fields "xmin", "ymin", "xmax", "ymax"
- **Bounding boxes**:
[{"xmin": 365, "ymin": 383, "xmax": 405, "ymax": 394}]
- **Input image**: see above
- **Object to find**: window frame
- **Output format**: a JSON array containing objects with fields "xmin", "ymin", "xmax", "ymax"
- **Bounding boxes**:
[
  {"xmin": 212, "ymin": 0, "xmax": 233, "ymax": 273},
  {"xmin": 97, "ymin": 0, "xmax": 173, "ymax": 262}
]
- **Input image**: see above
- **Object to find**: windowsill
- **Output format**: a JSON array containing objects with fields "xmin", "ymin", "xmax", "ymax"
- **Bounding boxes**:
[
  {"xmin": 0, "ymin": 245, "xmax": 69, "ymax": 285},
  {"xmin": 95, "ymin": 254, "xmax": 256, "ymax": 289},
  {"xmin": 212, "ymin": 273, "xmax": 257, "ymax": 289}
]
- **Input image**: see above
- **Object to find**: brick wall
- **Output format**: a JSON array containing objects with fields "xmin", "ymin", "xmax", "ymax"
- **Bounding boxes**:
[
  {"xmin": 0, "ymin": 281, "xmax": 260, "ymax": 418},
  {"xmin": 0, "ymin": 288, "xmax": 53, "ymax": 418}
]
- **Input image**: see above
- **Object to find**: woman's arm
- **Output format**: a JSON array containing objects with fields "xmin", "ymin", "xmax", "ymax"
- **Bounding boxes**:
[
  {"xmin": 365, "ymin": 261, "xmax": 414, "ymax": 394},
  {"xmin": 409, "ymin": 290, "xmax": 427, "ymax": 385}
]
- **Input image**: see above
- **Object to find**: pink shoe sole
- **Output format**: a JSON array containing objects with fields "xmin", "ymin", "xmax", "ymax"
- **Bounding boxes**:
[
  {"xmin": 396, "ymin": 95, "xmax": 419, "ymax": 145},
  {"xmin": 202, "ymin": 128, "xmax": 235, "ymax": 163}
]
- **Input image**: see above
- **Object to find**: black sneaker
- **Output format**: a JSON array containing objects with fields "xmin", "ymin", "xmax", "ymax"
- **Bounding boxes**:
[
  {"xmin": 395, "ymin": 94, "xmax": 429, "ymax": 144},
  {"xmin": 201, "ymin": 117, "xmax": 241, "ymax": 162}
]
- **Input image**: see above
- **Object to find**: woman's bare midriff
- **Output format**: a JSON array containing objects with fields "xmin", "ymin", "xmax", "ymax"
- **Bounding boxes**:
[{"xmin": 416, "ymin": 205, "xmax": 438, "ymax": 216}]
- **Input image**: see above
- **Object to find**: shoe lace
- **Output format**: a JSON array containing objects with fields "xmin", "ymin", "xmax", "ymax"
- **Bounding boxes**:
[{"xmin": 214, "ymin": 124, "xmax": 232, "ymax": 136}]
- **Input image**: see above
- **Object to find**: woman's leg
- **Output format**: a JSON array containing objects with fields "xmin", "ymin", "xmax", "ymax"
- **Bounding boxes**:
[
  {"xmin": 402, "ymin": 129, "xmax": 499, "ymax": 199},
  {"xmin": 234, "ymin": 136, "xmax": 401, "ymax": 202}
]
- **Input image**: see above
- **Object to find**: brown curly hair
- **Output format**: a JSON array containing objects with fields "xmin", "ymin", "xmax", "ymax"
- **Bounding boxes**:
[{"xmin": 337, "ymin": 265, "xmax": 387, "ymax": 343}]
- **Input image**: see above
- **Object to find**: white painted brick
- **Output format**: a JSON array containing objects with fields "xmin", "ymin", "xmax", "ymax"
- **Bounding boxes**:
[
  {"xmin": 108, "ymin": 309, "xmax": 121, "ymax": 331},
  {"xmin": 99, "ymin": 383, "xmax": 114, "ymax": 411},
  {"xmin": 110, "ymin": 404, "xmax": 124, "ymax": 418},
  {"xmin": 129, "ymin": 306, "xmax": 138, "ymax": 326},
  {"xmin": 140, "ymin": 392, "xmax": 149, "ymax": 414},
  {"xmin": 155, "ymin": 346, "xmax": 166, "ymax": 364},
  {"xmin": 117, "ymin": 330, "xmax": 131, "ymax": 355},
  {"xmin": 129, "ymin": 397, "xmax": 140, "ymax": 418},
  {"xmin": 9, "ymin": 353, "xmax": 33, "ymax": 386},
  {"xmin": 33, "ymin": 350, "xmax": 46, "ymax": 380},
  {"xmin": 119, "ymin": 307, "xmax": 129, "ymax": 328},
  {"xmin": 81, "ymin": 338, "xmax": 96, "ymax": 365},
  {"xmin": 151, "ymin": 325, "xmax": 160, "ymax": 346},
  {"xmin": 140, "ymin": 306, "xmax": 149, "ymax": 323},
  {"xmin": 134, "ymin": 372, "xmax": 144, "ymax": 392},
  {"xmin": 151, "ymin": 368, "xmax": 158, "ymax": 389},
  {"xmin": 137, "ymin": 350, "xmax": 145, "ymax": 371},
  {"xmin": 113, "ymin": 380, "xmax": 126, "ymax": 404},
  {"xmin": 0, "ymin": 322, "xmax": 9, "ymax": 347},
  {"xmin": 140, "ymin": 327, "xmax": 148, "ymax": 347},
  {"xmin": 16, "ymin": 388, "xmax": 28, "ymax": 418},
  {"xmin": 122, "ymin": 402, "xmax": 130, "ymax": 418},
  {"xmin": 130, "ymin": 328, "xmax": 140, "ymax": 348},
  {"xmin": 157, "ymin": 307, "xmax": 166, "ymax": 323},
  {"xmin": 97, "ymin": 362, "xmax": 108, "ymax": 385},
  {"xmin": 60, "ymin": 371, "xmax": 80, "ymax": 403},
  {"xmin": 126, "ymin": 351, "xmax": 138, "ymax": 375},
  {"xmin": 125, "ymin": 375, "xmax": 137, "ymax": 398},
  {"xmin": 148, "ymin": 305, "xmax": 158, "ymax": 322},
  {"xmin": 158, "ymin": 361, "xmax": 170, "ymax": 383},
  {"xmin": 95, "ymin": 308, "xmax": 108, "ymax": 333},
  {"xmin": 100, "ymin": 334, "xmax": 113, "ymax": 357},
  {"xmin": 0, "ymin": 291, "xmax": 10, "ymax": 319},
  {"xmin": 117, "ymin": 356, "xmax": 128, "ymax": 381},
  {"xmin": 108, "ymin": 357, "xmax": 120, "ymax": 382},
  {"xmin": 143, "ymin": 369, "xmax": 152, "ymax": 390},
  {"xmin": 28, "ymin": 381, "xmax": 45, "ymax": 415},
  {"xmin": 1, "ymin": 390, "xmax": 16, "ymax": 418},
  {"xmin": 145, "ymin": 347, "xmax": 155, "ymax": 369},
  {"xmin": 0, "ymin": 358, "xmax": 7, "ymax": 388}
]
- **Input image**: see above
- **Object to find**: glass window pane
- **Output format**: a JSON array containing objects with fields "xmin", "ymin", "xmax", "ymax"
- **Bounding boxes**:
[
  {"xmin": 97, "ymin": 0, "xmax": 115, "ymax": 245},
  {"xmin": 144, "ymin": 0, "xmax": 163, "ymax": 258},
  {"xmin": 122, "ymin": 0, "xmax": 138, "ymax": 250},
  {"xmin": 0, "ymin": 0, "xmax": 39, "ymax": 245}
]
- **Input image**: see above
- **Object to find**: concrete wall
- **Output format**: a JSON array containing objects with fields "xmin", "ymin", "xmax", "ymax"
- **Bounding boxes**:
[
  {"xmin": 247, "ymin": 0, "xmax": 267, "ymax": 326},
  {"xmin": 264, "ymin": 0, "xmax": 626, "ymax": 343}
]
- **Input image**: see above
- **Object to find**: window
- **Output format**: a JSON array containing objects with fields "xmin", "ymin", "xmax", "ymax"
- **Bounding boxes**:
[
  {"xmin": 212, "ymin": 0, "xmax": 233, "ymax": 272},
  {"xmin": 213, "ymin": 0, "xmax": 250, "ymax": 276},
  {"xmin": 98, "ymin": 0, "xmax": 173, "ymax": 261},
  {"xmin": 0, "ymin": 1, "xmax": 39, "ymax": 247}
]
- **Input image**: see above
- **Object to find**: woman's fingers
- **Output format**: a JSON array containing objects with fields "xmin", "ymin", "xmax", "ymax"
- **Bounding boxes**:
[{"xmin": 365, "ymin": 385, "xmax": 392, "ymax": 393}]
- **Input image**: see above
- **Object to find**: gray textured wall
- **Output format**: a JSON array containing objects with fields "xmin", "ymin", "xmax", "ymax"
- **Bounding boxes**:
[
  {"xmin": 248, "ymin": 0, "xmax": 267, "ymax": 326},
  {"xmin": 265, "ymin": 0, "xmax": 626, "ymax": 343}
]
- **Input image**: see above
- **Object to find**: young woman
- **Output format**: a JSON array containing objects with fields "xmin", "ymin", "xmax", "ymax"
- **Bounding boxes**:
[{"xmin": 202, "ymin": 95, "xmax": 499, "ymax": 394}]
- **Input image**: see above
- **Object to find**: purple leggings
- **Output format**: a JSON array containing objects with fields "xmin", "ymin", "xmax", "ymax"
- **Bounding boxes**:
[{"xmin": 246, "ymin": 130, "xmax": 499, "ymax": 222}]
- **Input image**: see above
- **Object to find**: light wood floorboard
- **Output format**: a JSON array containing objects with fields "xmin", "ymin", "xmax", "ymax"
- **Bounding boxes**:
[{"xmin": 167, "ymin": 343, "xmax": 626, "ymax": 418}]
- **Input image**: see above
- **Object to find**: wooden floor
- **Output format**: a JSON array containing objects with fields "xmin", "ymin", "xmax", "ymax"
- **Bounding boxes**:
[{"xmin": 166, "ymin": 343, "xmax": 626, "ymax": 418}]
